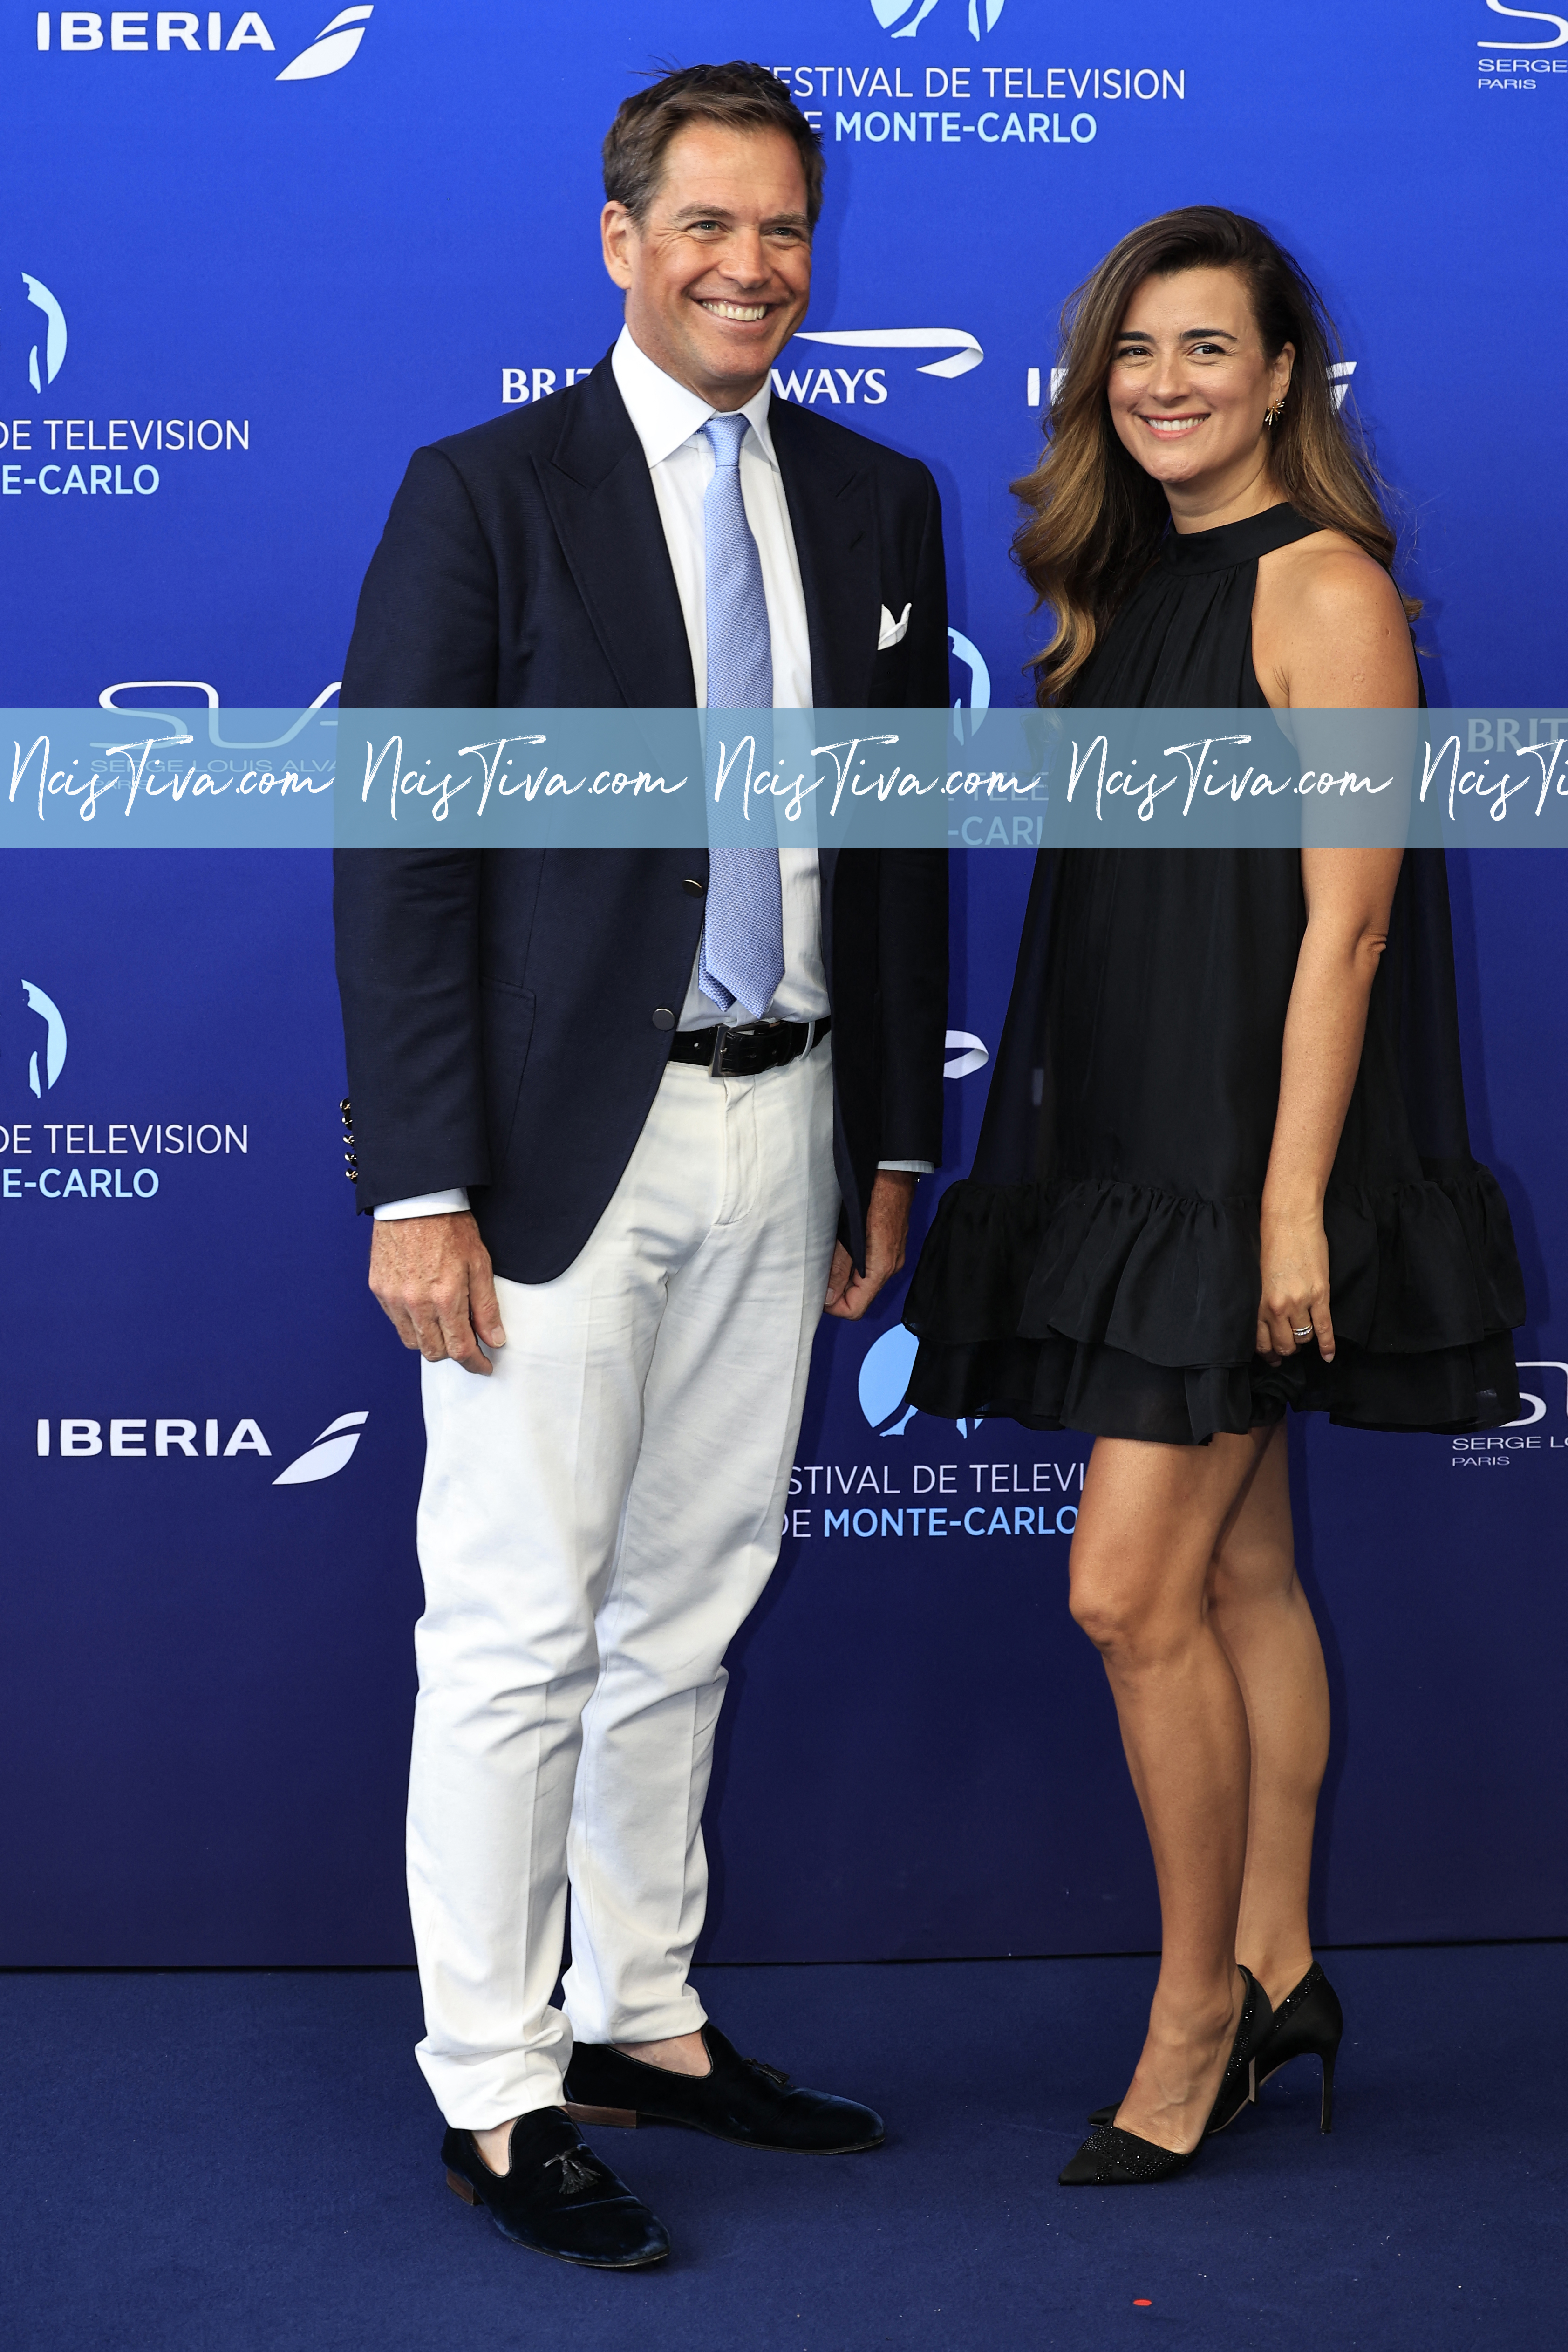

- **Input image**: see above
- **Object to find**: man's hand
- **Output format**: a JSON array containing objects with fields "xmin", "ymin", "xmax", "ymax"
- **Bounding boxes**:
[
  {"xmin": 824, "ymin": 1170, "xmax": 917, "ymax": 1322},
  {"xmin": 369, "ymin": 1211, "xmax": 506, "ymax": 1376}
]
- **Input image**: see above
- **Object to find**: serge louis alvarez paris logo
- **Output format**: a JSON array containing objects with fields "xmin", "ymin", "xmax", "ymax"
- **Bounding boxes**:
[
  {"xmin": 1477, "ymin": 0, "xmax": 1568, "ymax": 87},
  {"xmin": 34, "ymin": 6, "xmax": 375, "ymax": 78}
]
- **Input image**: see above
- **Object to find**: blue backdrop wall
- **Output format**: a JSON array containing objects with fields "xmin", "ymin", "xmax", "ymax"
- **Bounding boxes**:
[{"xmin": 1, "ymin": 1, "xmax": 1563, "ymax": 1964}]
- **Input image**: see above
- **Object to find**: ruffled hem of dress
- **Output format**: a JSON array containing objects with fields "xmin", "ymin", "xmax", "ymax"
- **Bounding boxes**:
[
  {"xmin": 905, "ymin": 1328, "xmax": 1522, "ymax": 1445},
  {"xmin": 902, "ymin": 1167, "xmax": 1524, "ymax": 1440}
]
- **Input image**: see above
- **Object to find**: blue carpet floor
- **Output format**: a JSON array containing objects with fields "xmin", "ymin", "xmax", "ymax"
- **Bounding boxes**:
[{"xmin": 1, "ymin": 1946, "xmax": 1562, "ymax": 2351}]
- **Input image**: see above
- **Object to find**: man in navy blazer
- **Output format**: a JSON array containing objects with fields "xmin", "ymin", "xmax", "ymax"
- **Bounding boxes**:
[{"xmin": 334, "ymin": 62, "xmax": 948, "ymax": 2270}]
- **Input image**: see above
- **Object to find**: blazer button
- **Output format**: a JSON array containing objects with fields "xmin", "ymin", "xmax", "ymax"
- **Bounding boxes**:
[
  {"xmin": 651, "ymin": 1007, "xmax": 676, "ymax": 1031},
  {"xmin": 682, "ymin": 876, "xmax": 705, "ymax": 897}
]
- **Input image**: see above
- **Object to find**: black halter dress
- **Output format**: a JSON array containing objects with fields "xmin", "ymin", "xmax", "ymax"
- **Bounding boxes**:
[{"xmin": 904, "ymin": 505, "xmax": 1525, "ymax": 1443}]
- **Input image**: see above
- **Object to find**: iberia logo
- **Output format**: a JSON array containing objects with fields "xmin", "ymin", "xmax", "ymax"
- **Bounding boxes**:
[{"xmin": 34, "ymin": 7, "xmax": 375, "ymax": 78}]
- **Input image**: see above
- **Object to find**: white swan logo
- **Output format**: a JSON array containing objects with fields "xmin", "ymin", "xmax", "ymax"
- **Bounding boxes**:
[
  {"xmin": 20, "ymin": 273, "xmax": 67, "ymax": 391},
  {"xmin": 796, "ymin": 326, "xmax": 983, "ymax": 381},
  {"xmin": 21, "ymin": 981, "xmax": 68, "ymax": 1097},
  {"xmin": 871, "ymin": 0, "xmax": 1005, "ymax": 39},
  {"xmin": 277, "ymin": 4, "xmax": 374, "ymax": 80},
  {"xmin": 272, "ymin": 1410, "xmax": 369, "ymax": 1484}
]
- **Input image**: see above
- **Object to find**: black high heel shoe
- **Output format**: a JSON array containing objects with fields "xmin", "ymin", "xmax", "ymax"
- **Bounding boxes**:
[
  {"xmin": 1059, "ymin": 1966, "xmax": 1273, "ymax": 2186},
  {"xmin": 1251, "ymin": 1960, "xmax": 1343, "ymax": 2133}
]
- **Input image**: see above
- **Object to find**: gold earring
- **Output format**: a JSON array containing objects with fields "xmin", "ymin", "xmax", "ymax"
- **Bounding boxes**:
[{"xmin": 1263, "ymin": 400, "xmax": 1283, "ymax": 428}]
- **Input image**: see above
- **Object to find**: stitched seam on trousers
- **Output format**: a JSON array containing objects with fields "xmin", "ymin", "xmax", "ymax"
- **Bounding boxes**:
[{"xmin": 711, "ymin": 1073, "xmax": 758, "ymax": 1229}]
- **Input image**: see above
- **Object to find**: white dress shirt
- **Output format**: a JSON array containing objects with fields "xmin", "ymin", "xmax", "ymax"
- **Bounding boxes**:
[
  {"xmin": 610, "ymin": 326, "xmax": 827, "ymax": 1032},
  {"xmin": 376, "ymin": 328, "xmax": 927, "ymax": 1220}
]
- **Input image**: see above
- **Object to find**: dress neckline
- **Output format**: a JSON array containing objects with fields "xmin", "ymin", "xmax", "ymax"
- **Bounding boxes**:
[{"xmin": 1157, "ymin": 502, "xmax": 1320, "ymax": 577}]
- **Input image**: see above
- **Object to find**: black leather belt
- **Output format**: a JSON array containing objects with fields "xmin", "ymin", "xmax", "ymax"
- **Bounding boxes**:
[{"xmin": 668, "ymin": 1016, "xmax": 832, "ymax": 1077}]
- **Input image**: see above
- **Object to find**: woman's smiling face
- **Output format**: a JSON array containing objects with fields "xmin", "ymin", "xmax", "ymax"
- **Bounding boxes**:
[{"xmin": 1106, "ymin": 265, "xmax": 1294, "ymax": 500}]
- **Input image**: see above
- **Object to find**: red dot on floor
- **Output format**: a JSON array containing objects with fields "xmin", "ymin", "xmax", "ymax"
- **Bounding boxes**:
[{"xmin": 1133, "ymin": 2299, "xmax": 1152, "ymax": 2308}]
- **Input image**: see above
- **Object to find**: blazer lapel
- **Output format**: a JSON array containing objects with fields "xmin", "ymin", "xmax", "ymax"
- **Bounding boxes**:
[
  {"xmin": 535, "ymin": 357, "xmax": 697, "ymax": 706},
  {"xmin": 770, "ymin": 402, "xmax": 879, "ymax": 708}
]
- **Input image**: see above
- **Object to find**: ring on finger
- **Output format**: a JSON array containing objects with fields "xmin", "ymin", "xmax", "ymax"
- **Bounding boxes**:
[{"xmin": 1292, "ymin": 1324, "xmax": 1314, "ymax": 1341}]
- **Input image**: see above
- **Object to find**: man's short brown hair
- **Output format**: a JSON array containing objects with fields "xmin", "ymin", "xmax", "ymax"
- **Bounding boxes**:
[{"xmin": 603, "ymin": 62, "xmax": 825, "ymax": 229}]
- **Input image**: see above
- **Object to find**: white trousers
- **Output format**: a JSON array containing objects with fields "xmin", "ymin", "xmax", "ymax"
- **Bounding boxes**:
[{"xmin": 407, "ymin": 1045, "xmax": 839, "ymax": 2127}]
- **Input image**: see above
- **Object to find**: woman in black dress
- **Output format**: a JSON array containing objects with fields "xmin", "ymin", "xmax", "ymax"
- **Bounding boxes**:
[{"xmin": 905, "ymin": 209, "xmax": 1524, "ymax": 2185}]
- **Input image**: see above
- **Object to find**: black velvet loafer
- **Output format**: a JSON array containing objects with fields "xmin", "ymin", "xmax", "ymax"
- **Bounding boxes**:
[
  {"xmin": 441, "ymin": 2107, "xmax": 670, "ymax": 2267},
  {"xmin": 565, "ymin": 2022, "xmax": 885, "ymax": 2153}
]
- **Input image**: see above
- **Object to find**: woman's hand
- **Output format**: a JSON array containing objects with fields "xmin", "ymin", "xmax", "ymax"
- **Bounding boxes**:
[
  {"xmin": 1256, "ymin": 847, "xmax": 1402, "ymax": 1370},
  {"xmin": 1257, "ymin": 1205, "xmax": 1336, "ymax": 1364}
]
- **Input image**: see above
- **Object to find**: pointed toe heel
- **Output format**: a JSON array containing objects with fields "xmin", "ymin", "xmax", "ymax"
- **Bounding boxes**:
[
  {"xmin": 1060, "ymin": 2122, "xmax": 1194, "ymax": 2186},
  {"xmin": 1064, "ymin": 1966, "xmax": 1273, "ymax": 2187}
]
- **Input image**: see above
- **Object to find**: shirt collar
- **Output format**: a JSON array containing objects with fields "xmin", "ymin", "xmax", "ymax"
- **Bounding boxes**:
[{"xmin": 612, "ymin": 324, "xmax": 778, "ymax": 471}]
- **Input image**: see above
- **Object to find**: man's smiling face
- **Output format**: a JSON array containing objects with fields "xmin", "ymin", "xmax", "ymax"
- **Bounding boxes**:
[{"xmin": 601, "ymin": 121, "xmax": 812, "ymax": 410}]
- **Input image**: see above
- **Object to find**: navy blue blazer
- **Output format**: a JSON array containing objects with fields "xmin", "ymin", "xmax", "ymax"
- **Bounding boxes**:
[{"xmin": 334, "ymin": 356, "xmax": 950, "ymax": 1283}]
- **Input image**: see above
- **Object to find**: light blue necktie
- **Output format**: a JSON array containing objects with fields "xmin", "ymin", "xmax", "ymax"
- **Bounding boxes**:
[{"xmin": 698, "ymin": 412, "xmax": 784, "ymax": 1023}]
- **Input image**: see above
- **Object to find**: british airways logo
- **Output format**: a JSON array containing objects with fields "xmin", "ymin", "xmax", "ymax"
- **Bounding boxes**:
[
  {"xmin": 795, "ymin": 326, "xmax": 983, "ymax": 381},
  {"xmin": 771, "ymin": 326, "xmax": 984, "ymax": 413}
]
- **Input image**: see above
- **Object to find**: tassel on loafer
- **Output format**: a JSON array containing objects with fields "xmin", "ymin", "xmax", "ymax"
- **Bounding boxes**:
[
  {"xmin": 1059, "ymin": 1965, "xmax": 1272, "ymax": 2187},
  {"xmin": 441, "ymin": 2108, "xmax": 670, "ymax": 2267},
  {"xmin": 565, "ymin": 2021, "xmax": 884, "ymax": 2153}
]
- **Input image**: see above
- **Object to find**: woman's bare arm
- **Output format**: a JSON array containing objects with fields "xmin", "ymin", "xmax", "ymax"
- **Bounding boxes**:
[
  {"xmin": 1253, "ymin": 538, "xmax": 1418, "ymax": 710},
  {"xmin": 1257, "ymin": 846, "xmax": 1404, "ymax": 1362}
]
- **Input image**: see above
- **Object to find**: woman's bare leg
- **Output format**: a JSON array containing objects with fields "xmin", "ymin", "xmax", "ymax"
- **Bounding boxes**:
[
  {"xmin": 1068, "ymin": 1425, "xmax": 1274, "ymax": 2154},
  {"xmin": 1205, "ymin": 1421, "xmax": 1329, "ymax": 2011}
]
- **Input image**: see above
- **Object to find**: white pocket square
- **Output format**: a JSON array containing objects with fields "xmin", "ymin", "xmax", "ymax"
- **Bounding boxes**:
[{"xmin": 878, "ymin": 601, "xmax": 912, "ymax": 650}]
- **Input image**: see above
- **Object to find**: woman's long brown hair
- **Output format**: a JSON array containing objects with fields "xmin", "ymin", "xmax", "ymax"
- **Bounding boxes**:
[{"xmin": 1014, "ymin": 206, "xmax": 1417, "ymax": 703}]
